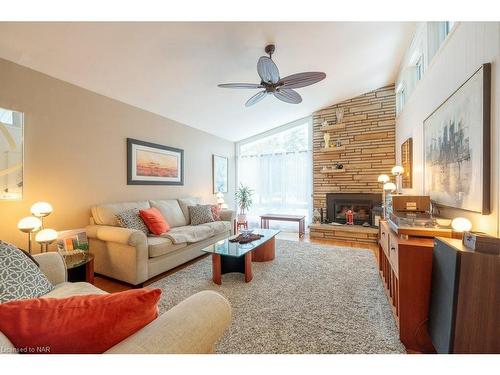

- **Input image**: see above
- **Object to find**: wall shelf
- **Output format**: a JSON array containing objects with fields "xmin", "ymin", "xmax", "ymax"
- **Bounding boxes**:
[
  {"xmin": 320, "ymin": 168, "xmax": 346, "ymax": 174},
  {"xmin": 320, "ymin": 146, "xmax": 345, "ymax": 153},
  {"xmin": 320, "ymin": 123, "xmax": 345, "ymax": 131}
]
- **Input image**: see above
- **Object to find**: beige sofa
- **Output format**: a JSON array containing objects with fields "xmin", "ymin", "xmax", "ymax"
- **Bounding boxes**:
[
  {"xmin": 86, "ymin": 197, "xmax": 235, "ymax": 286},
  {"xmin": 0, "ymin": 252, "xmax": 232, "ymax": 354}
]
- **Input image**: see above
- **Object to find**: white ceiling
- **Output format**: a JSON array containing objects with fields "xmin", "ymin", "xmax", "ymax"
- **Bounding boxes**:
[{"xmin": 0, "ymin": 22, "xmax": 415, "ymax": 141}]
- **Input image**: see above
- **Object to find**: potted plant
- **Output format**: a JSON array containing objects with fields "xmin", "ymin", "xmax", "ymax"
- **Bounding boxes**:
[{"xmin": 235, "ymin": 184, "xmax": 253, "ymax": 223}]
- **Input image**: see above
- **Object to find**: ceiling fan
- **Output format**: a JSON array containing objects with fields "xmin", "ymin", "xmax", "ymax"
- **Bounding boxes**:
[{"xmin": 218, "ymin": 44, "xmax": 326, "ymax": 107}]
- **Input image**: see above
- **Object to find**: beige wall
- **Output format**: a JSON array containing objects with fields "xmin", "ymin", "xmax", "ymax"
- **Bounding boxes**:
[
  {"xmin": 0, "ymin": 58, "xmax": 235, "ymax": 249},
  {"xmin": 396, "ymin": 22, "xmax": 500, "ymax": 236}
]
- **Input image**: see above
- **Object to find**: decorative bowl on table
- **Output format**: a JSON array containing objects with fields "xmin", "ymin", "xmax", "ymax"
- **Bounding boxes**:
[{"xmin": 240, "ymin": 229, "xmax": 254, "ymax": 236}]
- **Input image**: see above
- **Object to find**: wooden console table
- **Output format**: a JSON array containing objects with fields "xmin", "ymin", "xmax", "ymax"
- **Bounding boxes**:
[
  {"xmin": 378, "ymin": 220, "xmax": 435, "ymax": 353},
  {"xmin": 260, "ymin": 214, "xmax": 305, "ymax": 238}
]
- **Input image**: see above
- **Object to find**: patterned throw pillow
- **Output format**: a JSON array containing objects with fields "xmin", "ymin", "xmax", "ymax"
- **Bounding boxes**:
[
  {"xmin": 0, "ymin": 240, "xmax": 54, "ymax": 303},
  {"xmin": 211, "ymin": 205, "xmax": 221, "ymax": 221},
  {"xmin": 115, "ymin": 209, "xmax": 149, "ymax": 235},
  {"xmin": 189, "ymin": 205, "xmax": 215, "ymax": 225}
]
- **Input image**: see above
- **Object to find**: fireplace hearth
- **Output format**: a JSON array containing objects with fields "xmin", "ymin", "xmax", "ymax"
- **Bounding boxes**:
[{"xmin": 326, "ymin": 193, "xmax": 382, "ymax": 226}]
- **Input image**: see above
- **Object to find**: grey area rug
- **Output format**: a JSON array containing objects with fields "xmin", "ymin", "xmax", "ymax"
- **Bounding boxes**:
[{"xmin": 150, "ymin": 239, "xmax": 405, "ymax": 354}]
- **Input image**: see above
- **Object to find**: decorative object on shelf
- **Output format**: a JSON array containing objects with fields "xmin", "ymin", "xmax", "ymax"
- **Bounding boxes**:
[
  {"xmin": 215, "ymin": 191, "xmax": 228, "ymax": 209},
  {"xmin": 35, "ymin": 228, "xmax": 58, "ymax": 253},
  {"xmin": 17, "ymin": 216, "xmax": 42, "ymax": 254},
  {"xmin": 235, "ymin": 184, "xmax": 253, "ymax": 224},
  {"xmin": 334, "ymin": 162, "xmax": 343, "ymax": 169},
  {"xmin": 321, "ymin": 119, "xmax": 329, "ymax": 128},
  {"xmin": 451, "ymin": 217, "xmax": 472, "ymax": 239},
  {"xmin": 0, "ymin": 107, "xmax": 23, "ymax": 200},
  {"xmin": 212, "ymin": 154, "xmax": 228, "ymax": 193},
  {"xmin": 401, "ymin": 138, "xmax": 413, "ymax": 189},
  {"xmin": 312, "ymin": 208, "xmax": 321, "ymax": 224},
  {"xmin": 218, "ymin": 44, "xmax": 326, "ymax": 107},
  {"xmin": 345, "ymin": 210, "xmax": 354, "ymax": 225},
  {"xmin": 127, "ymin": 138, "xmax": 184, "ymax": 185},
  {"xmin": 323, "ymin": 132, "xmax": 330, "ymax": 149},
  {"xmin": 391, "ymin": 165, "xmax": 404, "ymax": 194},
  {"xmin": 335, "ymin": 107, "xmax": 344, "ymax": 124},
  {"xmin": 335, "ymin": 140, "xmax": 342, "ymax": 148},
  {"xmin": 424, "ymin": 63, "xmax": 491, "ymax": 214}
]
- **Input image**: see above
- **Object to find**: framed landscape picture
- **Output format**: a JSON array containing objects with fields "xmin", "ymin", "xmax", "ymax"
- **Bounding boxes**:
[
  {"xmin": 401, "ymin": 137, "xmax": 412, "ymax": 189},
  {"xmin": 127, "ymin": 138, "xmax": 184, "ymax": 185},
  {"xmin": 423, "ymin": 63, "xmax": 490, "ymax": 214},
  {"xmin": 212, "ymin": 154, "xmax": 228, "ymax": 193}
]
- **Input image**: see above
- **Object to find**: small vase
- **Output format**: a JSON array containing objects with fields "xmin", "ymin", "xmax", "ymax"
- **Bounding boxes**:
[{"xmin": 323, "ymin": 133, "xmax": 330, "ymax": 149}]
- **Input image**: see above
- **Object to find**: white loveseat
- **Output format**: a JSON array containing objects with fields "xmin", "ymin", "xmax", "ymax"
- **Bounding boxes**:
[
  {"xmin": 0, "ymin": 252, "xmax": 232, "ymax": 354},
  {"xmin": 86, "ymin": 197, "xmax": 235, "ymax": 286}
]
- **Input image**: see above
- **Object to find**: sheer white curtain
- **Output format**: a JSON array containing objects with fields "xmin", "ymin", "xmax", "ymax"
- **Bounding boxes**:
[{"xmin": 237, "ymin": 120, "xmax": 312, "ymax": 231}]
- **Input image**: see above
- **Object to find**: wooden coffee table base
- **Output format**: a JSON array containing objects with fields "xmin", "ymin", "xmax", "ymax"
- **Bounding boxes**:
[
  {"xmin": 251, "ymin": 237, "xmax": 275, "ymax": 262},
  {"xmin": 212, "ymin": 252, "xmax": 253, "ymax": 285}
]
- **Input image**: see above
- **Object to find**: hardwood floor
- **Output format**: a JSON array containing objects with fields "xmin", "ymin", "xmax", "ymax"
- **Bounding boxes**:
[{"xmin": 94, "ymin": 231, "xmax": 378, "ymax": 293}]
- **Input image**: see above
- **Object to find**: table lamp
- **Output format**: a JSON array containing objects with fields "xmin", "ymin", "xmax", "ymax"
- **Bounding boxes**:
[
  {"xmin": 383, "ymin": 182, "xmax": 397, "ymax": 218},
  {"xmin": 215, "ymin": 192, "xmax": 228, "ymax": 209},
  {"xmin": 391, "ymin": 166, "xmax": 404, "ymax": 194},
  {"xmin": 378, "ymin": 174, "xmax": 390, "ymax": 219},
  {"xmin": 17, "ymin": 216, "xmax": 42, "ymax": 254},
  {"xmin": 451, "ymin": 217, "xmax": 472, "ymax": 239},
  {"xmin": 35, "ymin": 228, "xmax": 58, "ymax": 253}
]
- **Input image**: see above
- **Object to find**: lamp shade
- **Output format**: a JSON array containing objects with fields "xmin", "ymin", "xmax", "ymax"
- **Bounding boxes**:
[
  {"xmin": 17, "ymin": 216, "xmax": 42, "ymax": 233},
  {"xmin": 215, "ymin": 192, "xmax": 224, "ymax": 199},
  {"xmin": 35, "ymin": 228, "xmax": 58, "ymax": 244},
  {"xmin": 221, "ymin": 203, "xmax": 228, "ymax": 209},
  {"xmin": 31, "ymin": 202, "xmax": 53, "ymax": 217},
  {"xmin": 377, "ymin": 174, "xmax": 390, "ymax": 183},
  {"xmin": 391, "ymin": 165, "xmax": 404, "ymax": 176},
  {"xmin": 451, "ymin": 217, "xmax": 472, "ymax": 232},
  {"xmin": 383, "ymin": 182, "xmax": 397, "ymax": 192},
  {"xmin": 216, "ymin": 197, "xmax": 224, "ymax": 204}
]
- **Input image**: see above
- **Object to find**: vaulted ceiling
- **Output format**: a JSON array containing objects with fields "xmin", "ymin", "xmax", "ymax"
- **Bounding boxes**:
[{"xmin": 0, "ymin": 22, "xmax": 415, "ymax": 141}]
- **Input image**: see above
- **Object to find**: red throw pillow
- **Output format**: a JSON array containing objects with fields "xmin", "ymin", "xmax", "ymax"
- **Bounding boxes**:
[
  {"xmin": 211, "ymin": 205, "xmax": 221, "ymax": 221},
  {"xmin": 0, "ymin": 288, "xmax": 161, "ymax": 354},
  {"xmin": 139, "ymin": 207, "xmax": 170, "ymax": 235}
]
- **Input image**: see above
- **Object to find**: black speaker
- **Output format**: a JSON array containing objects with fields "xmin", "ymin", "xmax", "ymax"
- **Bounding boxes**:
[{"xmin": 428, "ymin": 238, "xmax": 461, "ymax": 353}]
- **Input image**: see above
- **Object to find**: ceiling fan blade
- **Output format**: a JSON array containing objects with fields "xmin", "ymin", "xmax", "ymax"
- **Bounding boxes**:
[
  {"xmin": 218, "ymin": 83, "xmax": 263, "ymax": 89},
  {"xmin": 245, "ymin": 90, "xmax": 267, "ymax": 107},
  {"xmin": 274, "ymin": 88, "xmax": 302, "ymax": 104},
  {"xmin": 257, "ymin": 56, "xmax": 280, "ymax": 84},
  {"xmin": 279, "ymin": 72, "xmax": 326, "ymax": 89}
]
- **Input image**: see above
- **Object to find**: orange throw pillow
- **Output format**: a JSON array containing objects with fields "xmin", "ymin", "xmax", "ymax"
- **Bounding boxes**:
[
  {"xmin": 0, "ymin": 288, "xmax": 161, "ymax": 354},
  {"xmin": 139, "ymin": 207, "xmax": 170, "ymax": 235}
]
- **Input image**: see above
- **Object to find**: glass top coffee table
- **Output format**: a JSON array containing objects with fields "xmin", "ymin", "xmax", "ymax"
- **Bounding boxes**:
[{"xmin": 201, "ymin": 229, "xmax": 280, "ymax": 284}]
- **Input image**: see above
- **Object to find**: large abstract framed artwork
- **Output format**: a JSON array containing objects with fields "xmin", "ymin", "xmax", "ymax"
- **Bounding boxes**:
[
  {"xmin": 212, "ymin": 154, "xmax": 228, "ymax": 193},
  {"xmin": 0, "ymin": 107, "xmax": 23, "ymax": 200},
  {"xmin": 424, "ymin": 63, "xmax": 491, "ymax": 214},
  {"xmin": 127, "ymin": 138, "xmax": 184, "ymax": 185}
]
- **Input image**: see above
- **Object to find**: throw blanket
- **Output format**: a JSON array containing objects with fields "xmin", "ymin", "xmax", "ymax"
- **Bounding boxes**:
[{"xmin": 161, "ymin": 225, "xmax": 214, "ymax": 244}]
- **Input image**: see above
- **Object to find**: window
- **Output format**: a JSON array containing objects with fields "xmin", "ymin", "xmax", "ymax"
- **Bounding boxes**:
[
  {"xmin": 415, "ymin": 55, "xmax": 424, "ymax": 82},
  {"xmin": 236, "ymin": 119, "xmax": 312, "ymax": 231},
  {"xmin": 444, "ymin": 21, "xmax": 455, "ymax": 37}
]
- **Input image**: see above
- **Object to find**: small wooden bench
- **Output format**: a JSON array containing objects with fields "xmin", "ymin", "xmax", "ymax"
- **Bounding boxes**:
[{"xmin": 260, "ymin": 214, "xmax": 306, "ymax": 238}]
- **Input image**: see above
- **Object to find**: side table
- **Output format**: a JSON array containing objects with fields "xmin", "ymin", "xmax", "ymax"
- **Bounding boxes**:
[{"xmin": 65, "ymin": 253, "xmax": 95, "ymax": 284}]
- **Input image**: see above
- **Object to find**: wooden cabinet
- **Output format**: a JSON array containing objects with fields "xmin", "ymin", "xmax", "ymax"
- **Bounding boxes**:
[{"xmin": 378, "ymin": 220, "xmax": 435, "ymax": 353}]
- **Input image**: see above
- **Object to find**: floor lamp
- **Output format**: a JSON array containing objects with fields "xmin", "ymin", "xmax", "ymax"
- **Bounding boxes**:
[
  {"xmin": 17, "ymin": 216, "xmax": 42, "ymax": 254},
  {"xmin": 383, "ymin": 182, "xmax": 397, "ymax": 219}
]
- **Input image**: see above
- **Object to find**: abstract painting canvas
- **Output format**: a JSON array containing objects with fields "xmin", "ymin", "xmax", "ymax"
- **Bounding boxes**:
[
  {"xmin": 127, "ymin": 138, "xmax": 184, "ymax": 185},
  {"xmin": 0, "ymin": 107, "xmax": 23, "ymax": 200},
  {"xmin": 213, "ymin": 154, "xmax": 228, "ymax": 193},
  {"xmin": 424, "ymin": 64, "xmax": 490, "ymax": 214}
]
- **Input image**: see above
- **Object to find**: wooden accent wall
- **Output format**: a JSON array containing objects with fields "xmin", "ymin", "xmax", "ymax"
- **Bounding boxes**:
[{"xmin": 313, "ymin": 85, "xmax": 396, "ymax": 210}]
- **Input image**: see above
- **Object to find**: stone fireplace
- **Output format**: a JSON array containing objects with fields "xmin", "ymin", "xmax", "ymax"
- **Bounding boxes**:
[{"xmin": 326, "ymin": 193, "xmax": 382, "ymax": 226}]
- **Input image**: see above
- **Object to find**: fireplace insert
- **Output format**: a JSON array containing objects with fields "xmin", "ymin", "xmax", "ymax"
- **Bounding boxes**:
[{"xmin": 326, "ymin": 193, "xmax": 382, "ymax": 226}]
